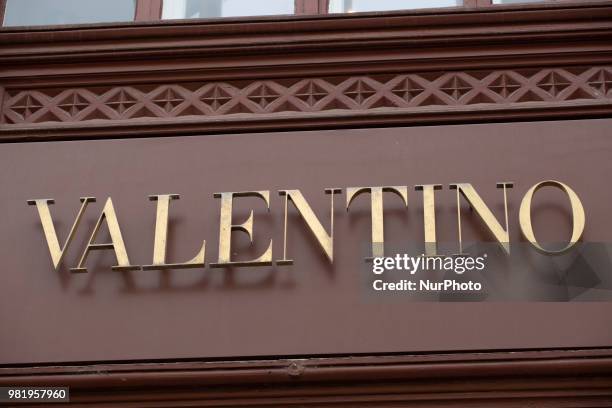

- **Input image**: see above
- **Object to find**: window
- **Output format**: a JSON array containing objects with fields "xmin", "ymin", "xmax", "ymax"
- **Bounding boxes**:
[
  {"xmin": 162, "ymin": 0, "xmax": 294, "ymax": 19},
  {"xmin": 0, "ymin": 0, "xmax": 594, "ymax": 27},
  {"xmin": 329, "ymin": 0, "xmax": 462, "ymax": 13},
  {"xmin": 492, "ymin": 0, "xmax": 550, "ymax": 3},
  {"xmin": 2, "ymin": 0, "xmax": 136, "ymax": 26}
]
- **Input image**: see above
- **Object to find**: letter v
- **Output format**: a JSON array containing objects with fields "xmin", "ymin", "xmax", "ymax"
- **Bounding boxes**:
[{"xmin": 27, "ymin": 197, "xmax": 96, "ymax": 270}]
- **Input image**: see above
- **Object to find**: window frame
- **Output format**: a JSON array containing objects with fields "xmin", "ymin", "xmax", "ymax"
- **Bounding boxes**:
[
  {"xmin": 0, "ymin": 0, "xmax": 5, "ymax": 25},
  {"xmin": 0, "ymin": 0, "xmax": 590, "ymax": 26},
  {"xmin": 135, "ymin": 0, "xmax": 163, "ymax": 21}
]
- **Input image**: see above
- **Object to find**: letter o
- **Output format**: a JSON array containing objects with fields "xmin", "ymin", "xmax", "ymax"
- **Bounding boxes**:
[{"xmin": 519, "ymin": 180, "xmax": 585, "ymax": 254}]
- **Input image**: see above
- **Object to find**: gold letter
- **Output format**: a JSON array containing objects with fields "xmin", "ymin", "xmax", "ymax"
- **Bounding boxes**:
[
  {"xmin": 449, "ymin": 183, "xmax": 513, "ymax": 255},
  {"xmin": 141, "ymin": 194, "xmax": 206, "ymax": 270},
  {"xmin": 277, "ymin": 189, "xmax": 341, "ymax": 264},
  {"xmin": 415, "ymin": 185, "xmax": 442, "ymax": 256},
  {"xmin": 211, "ymin": 191, "xmax": 273, "ymax": 267},
  {"xmin": 346, "ymin": 186, "xmax": 408, "ymax": 258},
  {"xmin": 71, "ymin": 198, "xmax": 138, "ymax": 273},
  {"xmin": 519, "ymin": 180, "xmax": 585, "ymax": 254},
  {"xmin": 27, "ymin": 197, "xmax": 96, "ymax": 270}
]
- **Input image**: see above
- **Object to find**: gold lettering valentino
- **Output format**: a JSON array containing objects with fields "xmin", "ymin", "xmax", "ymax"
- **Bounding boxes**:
[
  {"xmin": 71, "ymin": 197, "xmax": 138, "ymax": 273},
  {"xmin": 449, "ymin": 183, "xmax": 513, "ymax": 255},
  {"xmin": 277, "ymin": 189, "xmax": 341, "ymax": 264},
  {"xmin": 345, "ymin": 186, "xmax": 409, "ymax": 258},
  {"xmin": 27, "ymin": 197, "xmax": 95, "ymax": 270},
  {"xmin": 141, "ymin": 194, "xmax": 206, "ymax": 270},
  {"xmin": 210, "ymin": 191, "xmax": 273, "ymax": 267},
  {"xmin": 27, "ymin": 181, "xmax": 587, "ymax": 272},
  {"xmin": 415, "ymin": 185, "xmax": 442, "ymax": 257},
  {"xmin": 519, "ymin": 180, "xmax": 585, "ymax": 254}
]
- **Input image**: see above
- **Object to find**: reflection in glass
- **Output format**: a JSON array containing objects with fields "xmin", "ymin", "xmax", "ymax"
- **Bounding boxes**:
[
  {"xmin": 162, "ymin": 0, "xmax": 295, "ymax": 19},
  {"xmin": 328, "ymin": 0, "xmax": 462, "ymax": 13},
  {"xmin": 3, "ymin": 0, "xmax": 136, "ymax": 27}
]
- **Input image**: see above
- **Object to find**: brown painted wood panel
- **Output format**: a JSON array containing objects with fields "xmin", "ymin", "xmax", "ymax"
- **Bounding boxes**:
[
  {"xmin": 1, "ymin": 349, "xmax": 612, "ymax": 406},
  {"xmin": 1, "ymin": 118, "xmax": 611, "ymax": 365}
]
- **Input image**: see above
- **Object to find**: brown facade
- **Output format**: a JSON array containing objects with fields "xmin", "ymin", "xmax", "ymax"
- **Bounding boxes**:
[{"xmin": 1, "ymin": 1, "xmax": 612, "ymax": 406}]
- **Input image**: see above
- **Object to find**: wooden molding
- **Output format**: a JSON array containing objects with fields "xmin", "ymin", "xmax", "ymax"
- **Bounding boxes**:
[
  {"xmin": 0, "ymin": 2, "xmax": 611, "ymax": 136},
  {"xmin": 0, "ymin": 1, "xmax": 612, "ymax": 141},
  {"xmin": 0, "ymin": 1, "xmax": 611, "ymax": 142},
  {"xmin": 1, "ymin": 66, "xmax": 612, "ymax": 142},
  {"xmin": 1, "ymin": 66, "xmax": 610, "ymax": 124},
  {"xmin": 1, "ymin": 349, "xmax": 612, "ymax": 405},
  {"xmin": 1, "ymin": 2, "xmax": 612, "ymax": 65}
]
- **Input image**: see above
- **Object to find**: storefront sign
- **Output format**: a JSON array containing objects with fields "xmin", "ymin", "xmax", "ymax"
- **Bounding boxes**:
[
  {"xmin": 2, "ymin": 119, "xmax": 611, "ymax": 365},
  {"xmin": 27, "ymin": 181, "xmax": 585, "ymax": 272}
]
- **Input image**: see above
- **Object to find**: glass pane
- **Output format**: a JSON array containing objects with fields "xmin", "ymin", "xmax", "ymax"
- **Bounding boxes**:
[
  {"xmin": 162, "ymin": 0, "xmax": 295, "ymax": 19},
  {"xmin": 3, "ymin": 0, "xmax": 136, "ymax": 27},
  {"xmin": 492, "ymin": 0, "xmax": 545, "ymax": 3},
  {"xmin": 328, "ymin": 0, "xmax": 462, "ymax": 13}
]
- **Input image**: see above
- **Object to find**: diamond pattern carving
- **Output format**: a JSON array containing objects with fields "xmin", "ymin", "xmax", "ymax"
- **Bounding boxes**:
[
  {"xmin": 152, "ymin": 87, "xmax": 185, "ymax": 113},
  {"xmin": 588, "ymin": 69, "xmax": 612, "ymax": 96},
  {"xmin": 294, "ymin": 80, "xmax": 328, "ymax": 107},
  {"xmin": 57, "ymin": 92, "xmax": 90, "ymax": 117},
  {"xmin": 537, "ymin": 72, "xmax": 571, "ymax": 98},
  {"xmin": 440, "ymin": 75, "xmax": 473, "ymax": 101},
  {"xmin": 391, "ymin": 77, "xmax": 425, "ymax": 102},
  {"xmin": 2, "ymin": 66, "xmax": 611, "ymax": 125},
  {"xmin": 104, "ymin": 89, "xmax": 138, "ymax": 115},
  {"xmin": 487, "ymin": 73, "xmax": 522, "ymax": 99},
  {"xmin": 10, "ymin": 94, "xmax": 44, "ymax": 120},
  {"xmin": 247, "ymin": 84, "xmax": 280, "ymax": 109},
  {"xmin": 342, "ymin": 79, "xmax": 377, "ymax": 105},
  {"xmin": 200, "ymin": 84, "xmax": 233, "ymax": 111}
]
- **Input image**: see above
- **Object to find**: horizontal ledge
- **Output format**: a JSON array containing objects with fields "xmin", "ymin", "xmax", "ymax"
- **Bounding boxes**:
[
  {"xmin": 0, "ymin": 3, "xmax": 612, "ymax": 63},
  {"xmin": 2, "ymin": 31, "xmax": 612, "ymax": 70},
  {"xmin": 1, "ymin": 348, "xmax": 612, "ymax": 388},
  {"xmin": 3, "ymin": 48, "xmax": 612, "ymax": 86},
  {"xmin": 1, "ymin": 1, "xmax": 611, "ymax": 37}
]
